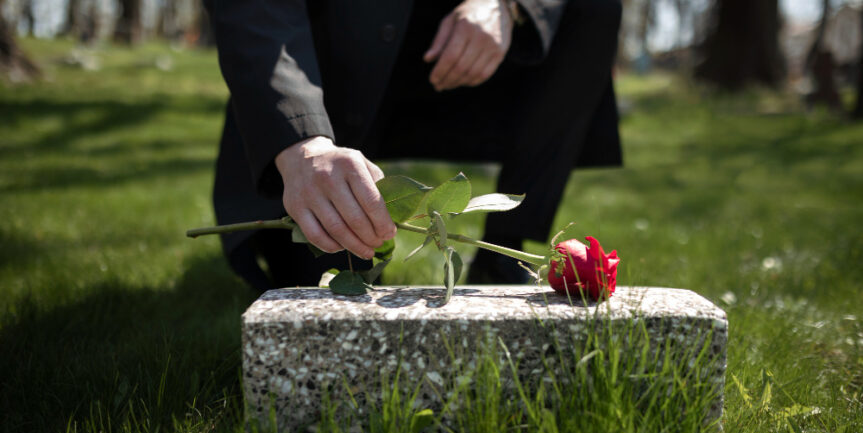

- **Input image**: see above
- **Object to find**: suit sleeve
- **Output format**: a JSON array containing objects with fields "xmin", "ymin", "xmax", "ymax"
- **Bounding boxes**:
[
  {"xmin": 509, "ymin": 0, "xmax": 568, "ymax": 64},
  {"xmin": 210, "ymin": 0, "xmax": 333, "ymax": 198}
]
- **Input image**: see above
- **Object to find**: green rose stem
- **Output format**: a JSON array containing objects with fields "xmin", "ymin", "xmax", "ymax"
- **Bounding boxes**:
[
  {"xmin": 185, "ymin": 218, "xmax": 548, "ymax": 267},
  {"xmin": 185, "ymin": 218, "xmax": 295, "ymax": 237},
  {"xmin": 393, "ymin": 222, "xmax": 547, "ymax": 267}
]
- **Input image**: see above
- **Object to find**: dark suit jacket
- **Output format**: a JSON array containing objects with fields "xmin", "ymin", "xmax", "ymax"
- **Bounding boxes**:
[
  {"xmin": 206, "ymin": 0, "xmax": 622, "ymax": 284},
  {"xmin": 208, "ymin": 0, "xmax": 590, "ymax": 197}
]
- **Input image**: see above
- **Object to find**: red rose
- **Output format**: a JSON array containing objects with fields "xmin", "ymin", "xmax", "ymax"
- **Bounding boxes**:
[{"xmin": 547, "ymin": 236, "xmax": 620, "ymax": 301}]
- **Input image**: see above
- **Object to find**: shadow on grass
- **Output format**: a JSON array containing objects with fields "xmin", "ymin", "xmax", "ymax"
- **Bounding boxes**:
[
  {"xmin": 691, "ymin": 118, "xmax": 861, "ymax": 171},
  {"xmin": 624, "ymin": 84, "xmax": 863, "ymax": 174},
  {"xmin": 0, "ymin": 254, "xmax": 259, "ymax": 433},
  {"xmin": 0, "ymin": 227, "xmax": 47, "ymax": 271},
  {"xmin": 0, "ymin": 156, "xmax": 216, "ymax": 193},
  {"xmin": 0, "ymin": 96, "xmax": 225, "ymax": 193},
  {"xmin": 0, "ymin": 96, "xmax": 224, "ymax": 154}
]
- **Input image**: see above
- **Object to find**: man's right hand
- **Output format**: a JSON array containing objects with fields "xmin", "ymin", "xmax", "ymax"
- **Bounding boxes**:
[{"xmin": 274, "ymin": 136, "xmax": 397, "ymax": 259}]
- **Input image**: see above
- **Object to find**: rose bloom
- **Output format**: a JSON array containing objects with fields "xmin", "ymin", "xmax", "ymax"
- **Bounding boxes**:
[{"xmin": 547, "ymin": 236, "xmax": 620, "ymax": 301}]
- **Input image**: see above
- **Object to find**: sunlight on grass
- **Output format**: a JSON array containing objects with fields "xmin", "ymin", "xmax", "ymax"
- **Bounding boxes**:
[{"xmin": 1, "ymin": 40, "xmax": 861, "ymax": 432}]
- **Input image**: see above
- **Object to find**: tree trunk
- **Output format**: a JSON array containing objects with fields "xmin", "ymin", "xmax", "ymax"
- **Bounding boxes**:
[
  {"xmin": 193, "ymin": 0, "xmax": 214, "ymax": 47},
  {"xmin": 114, "ymin": 0, "xmax": 142, "ymax": 44},
  {"xmin": 854, "ymin": 9, "xmax": 863, "ymax": 119},
  {"xmin": 615, "ymin": 0, "xmax": 629, "ymax": 68},
  {"xmin": 695, "ymin": 0, "xmax": 785, "ymax": 89},
  {"xmin": 806, "ymin": 0, "xmax": 831, "ymax": 70},
  {"xmin": 0, "ymin": 3, "xmax": 40, "ymax": 82},
  {"xmin": 804, "ymin": 0, "xmax": 841, "ymax": 110},
  {"xmin": 22, "ymin": 0, "xmax": 35, "ymax": 36},
  {"xmin": 636, "ymin": 0, "xmax": 652, "ymax": 54},
  {"xmin": 673, "ymin": 0, "xmax": 690, "ymax": 49},
  {"xmin": 63, "ymin": 0, "xmax": 82, "ymax": 38}
]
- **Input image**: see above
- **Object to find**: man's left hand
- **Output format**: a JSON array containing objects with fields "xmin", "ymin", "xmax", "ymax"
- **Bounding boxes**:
[{"xmin": 424, "ymin": 0, "xmax": 514, "ymax": 91}]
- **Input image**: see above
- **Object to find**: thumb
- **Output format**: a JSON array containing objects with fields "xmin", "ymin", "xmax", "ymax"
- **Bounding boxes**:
[{"xmin": 424, "ymin": 14, "xmax": 455, "ymax": 62}]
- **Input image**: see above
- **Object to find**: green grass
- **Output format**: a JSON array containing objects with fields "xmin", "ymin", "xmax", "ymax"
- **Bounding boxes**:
[{"xmin": 2, "ymin": 39, "xmax": 862, "ymax": 432}]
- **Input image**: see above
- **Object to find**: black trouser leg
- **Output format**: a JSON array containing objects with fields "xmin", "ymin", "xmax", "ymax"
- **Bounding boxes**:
[
  {"xmin": 373, "ymin": 0, "xmax": 622, "ymax": 245},
  {"xmin": 484, "ymin": 0, "xmax": 623, "ymax": 244}
]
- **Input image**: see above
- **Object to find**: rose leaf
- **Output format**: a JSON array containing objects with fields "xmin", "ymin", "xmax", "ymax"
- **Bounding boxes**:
[
  {"xmin": 329, "ymin": 270, "xmax": 372, "ymax": 296},
  {"xmin": 376, "ymin": 175, "xmax": 432, "ymax": 223},
  {"xmin": 404, "ymin": 235, "xmax": 433, "ymax": 262},
  {"xmin": 359, "ymin": 258, "xmax": 391, "ymax": 284},
  {"xmin": 430, "ymin": 210, "xmax": 447, "ymax": 250},
  {"xmin": 426, "ymin": 172, "xmax": 471, "ymax": 215},
  {"xmin": 443, "ymin": 247, "xmax": 462, "ymax": 305},
  {"xmin": 451, "ymin": 193, "xmax": 525, "ymax": 215}
]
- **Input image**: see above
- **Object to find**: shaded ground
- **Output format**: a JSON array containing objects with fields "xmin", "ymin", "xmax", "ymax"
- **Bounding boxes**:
[{"xmin": 1, "ymin": 40, "xmax": 861, "ymax": 432}]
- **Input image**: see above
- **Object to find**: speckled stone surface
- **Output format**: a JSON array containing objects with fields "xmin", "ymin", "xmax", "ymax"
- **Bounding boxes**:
[{"xmin": 242, "ymin": 286, "xmax": 727, "ymax": 430}]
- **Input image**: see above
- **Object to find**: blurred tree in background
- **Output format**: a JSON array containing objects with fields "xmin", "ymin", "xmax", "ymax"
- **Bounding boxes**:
[
  {"xmin": 806, "ymin": 0, "xmax": 843, "ymax": 109},
  {"xmin": 0, "ymin": 0, "xmax": 39, "ymax": 81},
  {"xmin": 113, "ymin": 0, "xmax": 141, "ymax": 44},
  {"xmin": 2, "ymin": 0, "xmax": 863, "ymax": 117},
  {"xmin": 856, "ymin": 7, "xmax": 863, "ymax": 118},
  {"xmin": 694, "ymin": 0, "xmax": 786, "ymax": 89}
]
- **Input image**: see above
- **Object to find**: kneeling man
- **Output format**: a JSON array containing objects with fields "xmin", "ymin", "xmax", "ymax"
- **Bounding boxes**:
[{"xmin": 207, "ymin": 0, "xmax": 623, "ymax": 290}]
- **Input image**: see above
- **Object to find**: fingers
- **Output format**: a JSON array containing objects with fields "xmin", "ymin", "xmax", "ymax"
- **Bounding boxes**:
[
  {"xmin": 466, "ymin": 49, "xmax": 502, "ymax": 86},
  {"xmin": 328, "ymin": 176, "xmax": 383, "ymax": 250},
  {"xmin": 428, "ymin": 18, "xmax": 505, "ymax": 91},
  {"xmin": 429, "ymin": 22, "xmax": 469, "ymax": 90},
  {"xmin": 354, "ymin": 162, "xmax": 398, "ymax": 239},
  {"xmin": 441, "ymin": 37, "xmax": 500, "ymax": 89},
  {"xmin": 292, "ymin": 208, "xmax": 342, "ymax": 254},
  {"xmin": 424, "ymin": 13, "xmax": 455, "ymax": 63},
  {"xmin": 282, "ymin": 147, "xmax": 396, "ymax": 259},
  {"xmin": 365, "ymin": 159, "xmax": 385, "ymax": 183},
  {"xmin": 310, "ymin": 198, "xmax": 376, "ymax": 259}
]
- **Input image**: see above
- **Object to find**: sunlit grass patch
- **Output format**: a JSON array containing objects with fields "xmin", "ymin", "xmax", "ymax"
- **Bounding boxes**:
[{"xmin": 1, "ymin": 39, "xmax": 862, "ymax": 432}]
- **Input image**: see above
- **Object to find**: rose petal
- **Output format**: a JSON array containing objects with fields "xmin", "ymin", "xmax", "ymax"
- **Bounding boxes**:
[{"xmin": 585, "ymin": 236, "xmax": 604, "ymax": 262}]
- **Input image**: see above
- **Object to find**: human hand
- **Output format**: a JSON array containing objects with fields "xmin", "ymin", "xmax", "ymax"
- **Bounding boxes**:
[
  {"xmin": 424, "ymin": 0, "xmax": 513, "ymax": 91},
  {"xmin": 274, "ymin": 136, "xmax": 397, "ymax": 259}
]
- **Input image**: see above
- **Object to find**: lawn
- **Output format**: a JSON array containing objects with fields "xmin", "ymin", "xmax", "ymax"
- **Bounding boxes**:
[{"xmin": 1, "ymin": 39, "xmax": 861, "ymax": 432}]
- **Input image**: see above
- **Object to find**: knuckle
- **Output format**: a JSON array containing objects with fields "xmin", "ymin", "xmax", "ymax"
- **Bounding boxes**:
[
  {"xmin": 283, "ymin": 195, "xmax": 305, "ymax": 212},
  {"xmin": 307, "ymin": 234, "xmax": 328, "ymax": 249},
  {"xmin": 341, "ymin": 237, "xmax": 365, "ymax": 253},
  {"xmin": 310, "ymin": 169, "xmax": 331, "ymax": 185},
  {"xmin": 325, "ymin": 219, "xmax": 348, "ymax": 237},
  {"xmin": 374, "ymin": 218, "xmax": 394, "ymax": 235},
  {"xmin": 361, "ymin": 190, "xmax": 381, "ymax": 207},
  {"xmin": 306, "ymin": 231, "xmax": 336, "ymax": 252},
  {"xmin": 332, "ymin": 156, "xmax": 350, "ymax": 170},
  {"xmin": 451, "ymin": 63, "xmax": 467, "ymax": 76},
  {"xmin": 369, "ymin": 168, "xmax": 384, "ymax": 183},
  {"xmin": 344, "ymin": 213, "xmax": 367, "ymax": 230},
  {"xmin": 338, "ymin": 155, "xmax": 361, "ymax": 173}
]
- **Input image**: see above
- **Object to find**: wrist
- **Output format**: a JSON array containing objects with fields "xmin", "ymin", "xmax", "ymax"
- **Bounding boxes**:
[{"xmin": 274, "ymin": 136, "xmax": 335, "ymax": 181}]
